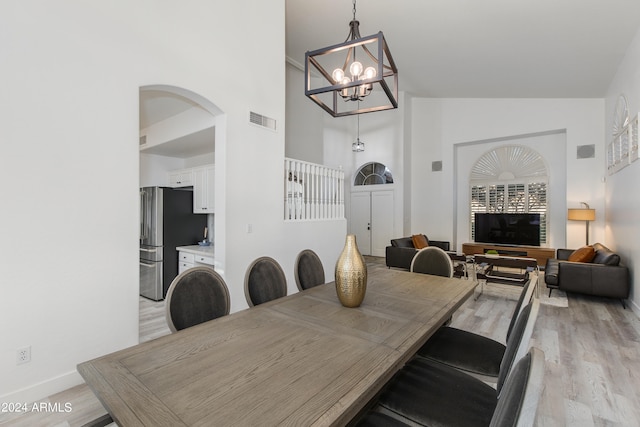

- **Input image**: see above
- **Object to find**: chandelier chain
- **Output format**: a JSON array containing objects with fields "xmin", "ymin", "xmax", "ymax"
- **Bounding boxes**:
[{"xmin": 352, "ymin": 0, "xmax": 357, "ymax": 21}]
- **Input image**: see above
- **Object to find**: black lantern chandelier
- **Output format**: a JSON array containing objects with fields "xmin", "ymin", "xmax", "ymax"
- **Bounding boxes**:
[{"xmin": 305, "ymin": 0, "xmax": 398, "ymax": 117}]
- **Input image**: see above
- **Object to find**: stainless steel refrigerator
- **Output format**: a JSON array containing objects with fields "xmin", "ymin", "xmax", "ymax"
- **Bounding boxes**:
[{"xmin": 139, "ymin": 187, "xmax": 207, "ymax": 300}]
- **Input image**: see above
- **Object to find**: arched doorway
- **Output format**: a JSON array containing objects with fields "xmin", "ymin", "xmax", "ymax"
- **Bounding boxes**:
[{"xmin": 138, "ymin": 85, "xmax": 226, "ymax": 336}]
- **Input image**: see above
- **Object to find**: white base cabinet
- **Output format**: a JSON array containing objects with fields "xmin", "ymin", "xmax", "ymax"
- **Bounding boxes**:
[{"xmin": 178, "ymin": 250, "xmax": 215, "ymax": 274}]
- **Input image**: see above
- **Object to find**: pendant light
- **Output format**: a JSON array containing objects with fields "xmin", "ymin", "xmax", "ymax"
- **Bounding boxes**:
[
  {"xmin": 305, "ymin": 0, "xmax": 398, "ymax": 117},
  {"xmin": 352, "ymin": 113, "xmax": 365, "ymax": 152}
]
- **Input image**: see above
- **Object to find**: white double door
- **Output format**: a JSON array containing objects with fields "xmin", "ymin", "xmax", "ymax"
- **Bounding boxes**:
[{"xmin": 350, "ymin": 190, "xmax": 394, "ymax": 257}]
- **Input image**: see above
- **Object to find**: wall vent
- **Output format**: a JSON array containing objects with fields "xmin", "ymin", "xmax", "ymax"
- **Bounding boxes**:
[
  {"xmin": 577, "ymin": 144, "xmax": 595, "ymax": 159},
  {"xmin": 249, "ymin": 111, "xmax": 276, "ymax": 131},
  {"xmin": 432, "ymin": 161, "xmax": 443, "ymax": 172},
  {"xmin": 139, "ymin": 135, "xmax": 147, "ymax": 146}
]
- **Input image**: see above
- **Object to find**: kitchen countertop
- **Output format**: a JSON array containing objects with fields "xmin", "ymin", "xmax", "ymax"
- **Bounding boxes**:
[{"xmin": 176, "ymin": 244, "xmax": 215, "ymax": 257}]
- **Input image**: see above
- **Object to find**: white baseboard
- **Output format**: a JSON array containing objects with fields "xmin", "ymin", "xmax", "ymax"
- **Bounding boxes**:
[{"xmin": 0, "ymin": 370, "xmax": 84, "ymax": 405}]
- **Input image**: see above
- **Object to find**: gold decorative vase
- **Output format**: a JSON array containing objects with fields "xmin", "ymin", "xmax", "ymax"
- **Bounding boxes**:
[{"xmin": 335, "ymin": 234, "xmax": 367, "ymax": 307}]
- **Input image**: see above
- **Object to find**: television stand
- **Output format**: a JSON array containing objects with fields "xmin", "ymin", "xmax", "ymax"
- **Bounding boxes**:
[{"xmin": 462, "ymin": 243, "xmax": 555, "ymax": 266}]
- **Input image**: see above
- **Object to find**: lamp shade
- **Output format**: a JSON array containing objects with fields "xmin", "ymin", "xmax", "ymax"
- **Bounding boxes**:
[{"xmin": 567, "ymin": 208, "xmax": 595, "ymax": 221}]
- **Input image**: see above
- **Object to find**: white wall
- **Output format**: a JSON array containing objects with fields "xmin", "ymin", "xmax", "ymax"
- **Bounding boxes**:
[
  {"xmin": 0, "ymin": 0, "xmax": 289, "ymax": 402},
  {"xmin": 604, "ymin": 26, "xmax": 640, "ymax": 314},
  {"xmin": 410, "ymin": 99, "xmax": 446, "ymax": 241},
  {"xmin": 410, "ymin": 98, "xmax": 605, "ymax": 252},
  {"xmin": 285, "ymin": 62, "xmax": 325, "ymax": 163}
]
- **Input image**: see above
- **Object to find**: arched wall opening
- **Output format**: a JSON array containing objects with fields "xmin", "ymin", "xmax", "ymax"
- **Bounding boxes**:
[{"xmin": 138, "ymin": 84, "xmax": 227, "ymax": 306}]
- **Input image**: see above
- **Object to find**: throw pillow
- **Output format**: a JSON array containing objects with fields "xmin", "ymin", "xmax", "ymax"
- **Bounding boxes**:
[
  {"xmin": 568, "ymin": 245, "xmax": 596, "ymax": 263},
  {"xmin": 411, "ymin": 234, "xmax": 429, "ymax": 249}
]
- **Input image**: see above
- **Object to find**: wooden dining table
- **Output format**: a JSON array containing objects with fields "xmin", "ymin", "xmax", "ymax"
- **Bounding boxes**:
[{"xmin": 78, "ymin": 268, "xmax": 477, "ymax": 427}]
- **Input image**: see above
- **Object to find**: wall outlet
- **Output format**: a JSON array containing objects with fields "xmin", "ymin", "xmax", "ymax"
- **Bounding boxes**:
[{"xmin": 17, "ymin": 346, "xmax": 31, "ymax": 365}]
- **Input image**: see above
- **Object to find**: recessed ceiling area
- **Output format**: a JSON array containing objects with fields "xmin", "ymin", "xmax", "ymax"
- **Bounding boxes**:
[{"xmin": 139, "ymin": 89, "xmax": 215, "ymax": 158}]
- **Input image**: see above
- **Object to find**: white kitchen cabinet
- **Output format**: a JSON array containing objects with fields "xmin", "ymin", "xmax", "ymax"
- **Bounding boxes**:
[
  {"xmin": 178, "ymin": 252, "xmax": 195, "ymax": 274},
  {"xmin": 193, "ymin": 165, "xmax": 215, "ymax": 214},
  {"xmin": 194, "ymin": 254, "xmax": 215, "ymax": 266},
  {"xmin": 168, "ymin": 168, "xmax": 194, "ymax": 187},
  {"xmin": 177, "ymin": 250, "xmax": 214, "ymax": 274}
]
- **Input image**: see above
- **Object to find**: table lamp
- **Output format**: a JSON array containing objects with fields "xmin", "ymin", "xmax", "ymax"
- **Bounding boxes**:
[{"xmin": 567, "ymin": 202, "xmax": 596, "ymax": 245}]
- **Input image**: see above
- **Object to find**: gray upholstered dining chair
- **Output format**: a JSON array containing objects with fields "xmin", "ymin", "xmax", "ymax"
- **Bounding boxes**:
[
  {"xmin": 410, "ymin": 246, "xmax": 454, "ymax": 277},
  {"xmin": 418, "ymin": 295, "xmax": 540, "ymax": 386},
  {"xmin": 356, "ymin": 347, "xmax": 545, "ymax": 427},
  {"xmin": 244, "ymin": 256, "xmax": 287, "ymax": 306},
  {"xmin": 165, "ymin": 267, "xmax": 231, "ymax": 333},
  {"xmin": 80, "ymin": 413, "xmax": 114, "ymax": 427},
  {"xmin": 294, "ymin": 249, "xmax": 326, "ymax": 291}
]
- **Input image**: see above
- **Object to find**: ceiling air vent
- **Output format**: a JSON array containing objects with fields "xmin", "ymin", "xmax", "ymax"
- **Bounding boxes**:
[
  {"xmin": 139, "ymin": 135, "xmax": 147, "ymax": 146},
  {"xmin": 249, "ymin": 111, "xmax": 276, "ymax": 131}
]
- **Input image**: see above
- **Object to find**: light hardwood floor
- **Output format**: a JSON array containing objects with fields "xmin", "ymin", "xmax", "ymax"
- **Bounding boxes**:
[{"xmin": 2, "ymin": 257, "xmax": 639, "ymax": 426}]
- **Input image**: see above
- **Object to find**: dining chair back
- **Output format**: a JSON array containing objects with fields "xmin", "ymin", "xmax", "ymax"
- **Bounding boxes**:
[
  {"xmin": 410, "ymin": 246, "xmax": 454, "ymax": 277},
  {"xmin": 506, "ymin": 279, "xmax": 536, "ymax": 341},
  {"xmin": 416, "ymin": 295, "xmax": 540, "ymax": 386},
  {"xmin": 165, "ymin": 267, "xmax": 230, "ymax": 332},
  {"xmin": 366, "ymin": 347, "xmax": 545, "ymax": 427},
  {"xmin": 496, "ymin": 299, "xmax": 540, "ymax": 392},
  {"xmin": 294, "ymin": 249, "xmax": 325, "ymax": 291},
  {"xmin": 80, "ymin": 413, "xmax": 114, "ymax": 427},
  {"xmin": 244, "ymin": 256, "xmax": 287, "ymax": 306},
  {"xmin": 490, "ymin": 347, "xmax": 545, "ymax": 427}
]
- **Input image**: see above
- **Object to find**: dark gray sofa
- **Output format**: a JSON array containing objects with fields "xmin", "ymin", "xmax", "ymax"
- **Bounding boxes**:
[
  {"xmin": 544, "ymin": 243, "xmax": 629, "ymax": 306},
  {"xmin": 385, "ymin": 236, "xmax": 450, "ymax": 270}
]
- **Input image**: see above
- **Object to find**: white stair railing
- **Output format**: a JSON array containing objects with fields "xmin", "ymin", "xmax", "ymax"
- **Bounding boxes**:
[{"xmin": 285, "ymin": 158, "xmax": 344, "ymax": 221}]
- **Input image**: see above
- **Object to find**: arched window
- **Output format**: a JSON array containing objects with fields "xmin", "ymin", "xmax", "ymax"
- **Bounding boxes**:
[
  {"xmin": 470, "ymin": 145, "xmax": 548, "ymax": 244},
  {"xmin": 354, "ymin": 162, "xmax": 394, "ymax": 186}
]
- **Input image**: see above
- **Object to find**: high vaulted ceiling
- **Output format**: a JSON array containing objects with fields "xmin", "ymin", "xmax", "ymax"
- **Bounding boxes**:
[{"xmin": 286, "ymin": 0, "xmax": 640, "ymax": 98}]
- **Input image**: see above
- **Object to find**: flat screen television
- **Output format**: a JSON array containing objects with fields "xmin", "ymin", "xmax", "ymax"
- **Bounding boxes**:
[{"xmin": 474, "ymin": 213, "xmax": 541, "ymax": 246}]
